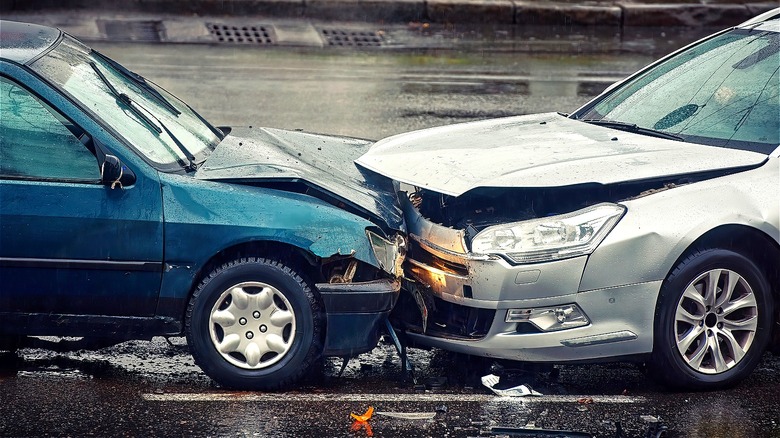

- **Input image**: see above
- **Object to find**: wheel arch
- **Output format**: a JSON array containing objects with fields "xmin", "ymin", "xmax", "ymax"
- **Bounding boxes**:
[
  {"xmin": 180, "ymin": 240, "xmax": 321, "ymax": 320},
  {"xmin": 666, "ymin": 224, "xmax": 779, "ymax": 296}
]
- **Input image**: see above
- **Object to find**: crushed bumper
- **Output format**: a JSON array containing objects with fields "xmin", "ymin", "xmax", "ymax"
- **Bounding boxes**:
[
  {"xmin": 404, "ymin": 281, "xmax": 660, "ymax": 362},
  {"xmin": 316, "ymin": 278, "xmax": 400, "ymax": 357},
  {"xmin": 397, "ymin": 194, "xmax": 658, "ymax": 363}
]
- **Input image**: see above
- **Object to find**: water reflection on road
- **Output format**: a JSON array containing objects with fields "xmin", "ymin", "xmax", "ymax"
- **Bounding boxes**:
[{"xmin": 93, "ymin": 42, "xmax": 654, "ymax": 140}]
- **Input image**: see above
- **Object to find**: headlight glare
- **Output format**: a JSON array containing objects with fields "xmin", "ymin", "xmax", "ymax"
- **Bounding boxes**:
[{"xmin": 471, "ymin": 203, "xmax": 625, "ymax": 264}]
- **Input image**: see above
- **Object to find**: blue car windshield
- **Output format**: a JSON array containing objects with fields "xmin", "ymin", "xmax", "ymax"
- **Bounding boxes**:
[
  {"xmin": 577, "ymin": 25, "xmax": 779, "ymax": 154},
  {"xmin": 30, "ymin": 35, "xmax": 221, "ymax": 168}
]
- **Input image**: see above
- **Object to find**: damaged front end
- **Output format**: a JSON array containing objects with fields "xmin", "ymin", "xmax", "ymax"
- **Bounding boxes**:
[
  {"xmin": 191, "ymin": 126, "xmax": 409, "ymax": 358},
  {"xmin": 314, "ymin": 230, "xmax": 406, "ymax": 356},
  {"xmin": 389, "ymin": 171, "xmax": 741, "ymax": 346}
]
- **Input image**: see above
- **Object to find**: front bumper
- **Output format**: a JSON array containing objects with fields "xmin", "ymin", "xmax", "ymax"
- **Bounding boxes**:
[
  {"xmin": 317, "ymin": 278, "xmax": 400, "ymax": 357},
  {"xmin": 404, "ymin": 281, "xmax": 660, "ymax": 362},
  {"xmin": 398, "ymin": 195, "xmax": 658, "ymax": 363}
]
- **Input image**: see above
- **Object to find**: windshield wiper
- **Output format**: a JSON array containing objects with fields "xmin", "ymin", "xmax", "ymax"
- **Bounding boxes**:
[
  {"xmin": 92, "ymin": 50, "xmax": 181, "ymax": 116},
  {"xmin": 90, "ymin": 62, "xmax": 198, "ymax": 170},
  {"xmin": 582, "ymin": 119, "xmax": 684, "ymax": 141},
  {"xmin": 90, "ymin": 62, "xmax": 161, "ymax": 135}
]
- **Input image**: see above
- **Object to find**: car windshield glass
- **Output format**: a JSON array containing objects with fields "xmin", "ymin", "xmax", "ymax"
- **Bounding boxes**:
[
  {"xmin": 578, "ymin": 27, "xmax": 779, "ymax": 153},
  {"xmin": 29, "ymin": 36, "xmax": 221, "ymax": 168}
]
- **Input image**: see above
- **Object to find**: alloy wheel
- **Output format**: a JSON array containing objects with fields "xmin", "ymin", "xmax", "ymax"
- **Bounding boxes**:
[{"xmin": 674, "ymin": 268, "xmax": 758, "ymax": 374}]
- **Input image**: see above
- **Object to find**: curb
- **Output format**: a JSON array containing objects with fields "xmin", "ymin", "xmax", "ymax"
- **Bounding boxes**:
[
  {"xmin": 0, "ymin": 11, "xmax": 731, "ymax": 55},
  {"xmin": 3, "ymin": 1, "xmax": 778, "ymax": 27}
]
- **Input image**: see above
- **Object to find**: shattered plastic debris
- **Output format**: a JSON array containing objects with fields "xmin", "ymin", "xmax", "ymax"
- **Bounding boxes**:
[
  {"xmin": 350, "ymin": 406, "xmax": 374, "ymax": 436},
  {"xmin": 375, "ymin": 411, "xmax": 436, "ymax": 420},
  {"xmin": 576, "ymin": 398, "xmax": 594, "ymax": 412},
  {"xmin": 481, "ymin": 374, "xmax": 543, "ymax": 397}
]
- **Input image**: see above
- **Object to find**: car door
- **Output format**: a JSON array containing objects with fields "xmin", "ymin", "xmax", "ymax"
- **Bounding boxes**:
[{"xmin": 0, "ymin": 74, "xmax": 164, "ymax": 318}]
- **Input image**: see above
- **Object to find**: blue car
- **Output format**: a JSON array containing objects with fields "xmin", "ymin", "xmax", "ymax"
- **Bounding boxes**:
[{"xmin": 0, "ymin": 21, "xmax": 406, "ymax": 390}]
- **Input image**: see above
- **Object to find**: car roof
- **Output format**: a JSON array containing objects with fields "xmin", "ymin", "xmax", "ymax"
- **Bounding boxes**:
[
  {"xmin": 738, "ymin": 7, "xmax": 780, "ymax": 28},
  {"xmin": 0, "ymin": 20, "xmax": 61, "ymax": 65}
]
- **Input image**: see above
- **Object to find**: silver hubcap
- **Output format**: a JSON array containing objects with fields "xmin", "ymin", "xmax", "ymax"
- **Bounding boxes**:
[
  {"xmin": 674, "ymin": 269, "xmax": 758, "ymax": 374},
  {"xmin": 209, "ymin": 281, "xmax": 296, "ymax": 369}
]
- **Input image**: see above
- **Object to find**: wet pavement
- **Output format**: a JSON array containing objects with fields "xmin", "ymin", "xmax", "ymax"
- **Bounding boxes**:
[
  {"xmin": 86, "ymin": 41, "xmax": 655, "ymax": 140},
  {"xmin": 2, "ymin": 39, "xmax": 780, "ymax": 438},
  {"xmin": 1, "ymin": 338, "xmax": 779, "ymax": 437}
]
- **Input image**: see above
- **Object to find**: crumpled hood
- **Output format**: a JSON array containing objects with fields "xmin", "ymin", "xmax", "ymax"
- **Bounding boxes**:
[
  {"xmin": 356, "ymin": 113, "xmax": 767, "ymax": 196},
  {"xmin": 196, "ymin": 127, "xmax": 403, "ymax": 231}
]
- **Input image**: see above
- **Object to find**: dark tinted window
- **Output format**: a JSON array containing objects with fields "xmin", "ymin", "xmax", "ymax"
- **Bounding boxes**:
[{"xmin": 0, "ymin": 77, "xmax": 99, "ymax": 181}]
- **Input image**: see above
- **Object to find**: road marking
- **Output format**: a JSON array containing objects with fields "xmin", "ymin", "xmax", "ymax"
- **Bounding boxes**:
[{"xmin": 142, "ymin": 393, "xmax": 646, "ymax": 404}]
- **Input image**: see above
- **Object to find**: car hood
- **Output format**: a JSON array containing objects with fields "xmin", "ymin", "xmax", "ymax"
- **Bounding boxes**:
[
  {"xmin": 356, "ymin": 113, "xmax": 767, "ymax": 196},
  {"xmin": 195, "ymin": 127, "xmax": 403, "ymax": 231}
]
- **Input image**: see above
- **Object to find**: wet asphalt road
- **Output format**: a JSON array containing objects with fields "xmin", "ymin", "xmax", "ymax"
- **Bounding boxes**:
[
  {"xmin": 2, "ymin": 42, "xmax": 780, "ymax": 438},
  {"xmin": 1, "ymin": 339, "xmax": 779, "ymax": 437},
  {"xmin": 87, "ymin": 42, "xmax": 653, "ymax": 140}
]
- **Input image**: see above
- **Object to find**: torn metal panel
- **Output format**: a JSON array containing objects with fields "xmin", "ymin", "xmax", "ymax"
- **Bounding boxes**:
[{"xmin": 196, "ymin": 127, "xmax": 404, "ymax": 232}]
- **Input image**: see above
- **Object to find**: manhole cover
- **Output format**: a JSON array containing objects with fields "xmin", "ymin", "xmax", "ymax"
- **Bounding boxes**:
[
  {"xmin": 99, "ymin": 20, "xmax": 164, "ymax": 42},
  {"xmin": 320, "ymin": 29, "xmax": 383, "ymax": 47},
  {"xmin": 207, "ymin": 23, "xmax": 275, "ymax": 45}
]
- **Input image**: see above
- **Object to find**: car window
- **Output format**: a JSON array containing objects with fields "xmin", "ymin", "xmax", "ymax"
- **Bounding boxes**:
[
  {"xmin": 0, "ymin": 76, "xmax": 99, "ymax": 181},
  {"xmin": 580, "ymin": 29, "xmax": 780, "ymax": 153}
]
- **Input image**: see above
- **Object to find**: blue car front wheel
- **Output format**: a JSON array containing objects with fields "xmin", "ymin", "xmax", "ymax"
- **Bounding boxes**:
[{"xmin": 185, "ymin": 257, "xmax": 324, "ymax": 390}]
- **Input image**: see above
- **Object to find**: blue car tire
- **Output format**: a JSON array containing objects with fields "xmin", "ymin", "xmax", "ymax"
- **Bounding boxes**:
[{"xmin": 185, "ymin": 257, "xmax": 325, "ymax": 390}]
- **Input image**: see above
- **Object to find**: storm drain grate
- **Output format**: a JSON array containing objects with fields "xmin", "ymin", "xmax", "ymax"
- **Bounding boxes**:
[
  {"xmin": 99, "ymin": 20, "xmax": 164, "ymax": 42},
  {"xmin": 320, "ymin": 29, "xmax": 383, "ymax": 47},
  {"xmin": 206, "ymin": 23, "xmax": 275, "ymax": 45}
]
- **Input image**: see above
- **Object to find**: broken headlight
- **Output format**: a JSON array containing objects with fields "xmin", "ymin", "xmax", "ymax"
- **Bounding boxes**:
[
  {"xmin": 470, "ymin": 203, "xmax": 625, "ymax": 264},
  {"xmin": 366, "ymin": 230, "xmax": 406, "ymax": 277}
]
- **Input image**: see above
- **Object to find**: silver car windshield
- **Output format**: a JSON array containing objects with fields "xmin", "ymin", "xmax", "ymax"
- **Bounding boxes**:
[
  {"xmin": 578, "ymin": 27, "xmax": 779, "ymax": 153},
  {"xmin": 30, "ymin": 36, "xmax": 221, "ymax": 168}
]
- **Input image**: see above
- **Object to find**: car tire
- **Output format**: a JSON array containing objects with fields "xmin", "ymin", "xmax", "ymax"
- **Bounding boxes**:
[
  {"xmin": 185, "ymin": 257, "xmax": 324, "ymax": 390},
  {"xmin": 650, "ymin": 248, "xmax": 773, "ymax": 390}
]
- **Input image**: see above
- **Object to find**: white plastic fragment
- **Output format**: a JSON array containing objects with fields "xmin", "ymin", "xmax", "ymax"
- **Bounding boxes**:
[
  {"xmin": 374, "ymin": 412, "xmax": 437, "ymax": 420},
  {"xmin": 481, "ymin": 374, "xmax": 543, "ymax": 397}
]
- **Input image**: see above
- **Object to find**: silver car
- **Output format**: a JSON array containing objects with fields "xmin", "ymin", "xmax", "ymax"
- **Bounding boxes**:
[{"xmin": 359, "ymin": 9, "xmax": 780, "ymax": 390}]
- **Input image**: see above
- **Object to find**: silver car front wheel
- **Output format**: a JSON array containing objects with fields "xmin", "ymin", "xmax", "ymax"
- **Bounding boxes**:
[
  {"xmin": 674, "ymin": 269, "xmax": 758, "ymax": 374},
  {"xmin": 651, "ymin": 248, "xmax": 772, "ymax": 390}
]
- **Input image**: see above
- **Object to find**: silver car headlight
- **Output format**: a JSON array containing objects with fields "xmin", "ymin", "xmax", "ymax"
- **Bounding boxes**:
[{"xmin": 470, "ymin": 203, "xmax": 625, "ymax": 264}]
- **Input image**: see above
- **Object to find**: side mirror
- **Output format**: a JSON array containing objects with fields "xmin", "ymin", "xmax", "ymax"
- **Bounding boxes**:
[{"xmin": 101, "ymin": 155, "xmax": 135, "ymax": 189}]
